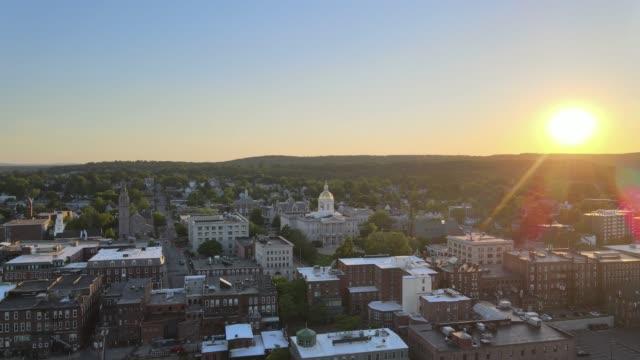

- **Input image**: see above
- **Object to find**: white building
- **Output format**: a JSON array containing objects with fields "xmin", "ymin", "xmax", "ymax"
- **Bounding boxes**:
[
  {"xmin": 280, "ymin": 182, "xmax": 359, "ymax": 249},
  {"xmin": 583, "ymin": 209, "xmax": 634, "ymax": 245},
  {"xmin": 254, "ymin": 235, "xmax": 295, "ymax": 280},
  {"xmin": 290, "ymin": 328, "xmax": 408, "ymax": 360},
  {"xmin": 447, "ymin": 233, "xmax": 514, "ymax": 265},
  {"xmin": 188, "ymin": 213, "xmax": 249, "ymax": 255}
]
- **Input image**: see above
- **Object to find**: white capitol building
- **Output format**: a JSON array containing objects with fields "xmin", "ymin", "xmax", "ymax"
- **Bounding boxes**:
[{"xmin": 280, "ymin": 182, "xmax": 360, "ymax": 248}]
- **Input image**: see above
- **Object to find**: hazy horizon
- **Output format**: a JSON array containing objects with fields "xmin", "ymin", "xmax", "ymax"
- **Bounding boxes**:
[{"xmin": 2, "ymin": 1, "xmax": 639, "ymax": 163}]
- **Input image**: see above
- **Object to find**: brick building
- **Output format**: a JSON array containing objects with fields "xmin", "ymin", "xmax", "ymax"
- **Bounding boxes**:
[
  {"xmin": 99, "ymin": 278, "xmax": 152, "ymax": 346},
  {"xmin": 192, "ymin": 257, "xmax": 261, "ymax": 278},
  {"xmin": 503, "ymin": 250, "xmax": 573, "ymax": 310},
  {"xmin": 408, "ymin": 321, "xmax": 576, "ymax": 360},
  {"xmin": 478, "ymin": 264, "xmax": 524, "ymax": 303},
  {"xmin": 2, "ymin": 243, "xmax": 95, "ymax": 282},
  {"xmin": 433, "ymin": 261, "xmax": 483, "ymax": 300},
  {"xmin": 0, "ymin": 274, "xmax": 103, "ymax": 357},
  {"xmin": 606, "ymin": 285, "xmax": 640, "ymax": 328},
  {"xmin": 582, "ymin": 209, "xmax": 634, "ymax": 246},
  {"xmin": 196, "ymin": 274, "xmax": 279, "ymax": 334},
  {"xmin": 335, "ymin": 256, "xmax": 437, "ymax": 316},
  {"xmin": 419, "ymin": 289, "xmax": 471, "ymax": 324},
  {"xmin": 86, "ymin": 246, "xmax": 166, "ymax": 288},
  {"xmin": 0, "ymin": 219, "xmax": 50, "ymax": 243},
  {"xmin": 297, "ymin": 266, "xmax": 343, "ymax": 317}
]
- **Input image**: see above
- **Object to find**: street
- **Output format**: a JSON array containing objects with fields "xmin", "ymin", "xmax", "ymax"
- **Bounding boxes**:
[{"xmin": 155, "ymin": 187, "xmax": 189, "ymax": 288}]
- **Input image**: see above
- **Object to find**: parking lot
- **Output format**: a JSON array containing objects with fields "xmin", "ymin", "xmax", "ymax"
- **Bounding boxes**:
[{"xmin": 573, "ymin": 328, "xmax": 640, "ymax": 359}]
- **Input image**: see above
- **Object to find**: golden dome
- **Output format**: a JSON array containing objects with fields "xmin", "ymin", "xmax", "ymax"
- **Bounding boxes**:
[{"xmin": 318, "ymin": 181, "xmax": 334, "ymax": 201}]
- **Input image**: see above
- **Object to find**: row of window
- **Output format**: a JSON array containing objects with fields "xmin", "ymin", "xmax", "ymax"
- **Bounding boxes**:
[{"xmin": 3, "ymin": 309, "xmax": 77, "ymax": 321}]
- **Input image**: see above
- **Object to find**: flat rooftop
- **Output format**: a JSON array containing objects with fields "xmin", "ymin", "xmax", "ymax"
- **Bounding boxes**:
[
  {"xmin": 261, "ymin": 330, "xmax": 288, "ymax": 350},
  {"xmin": 448, "ymin": 233, "xmax": 513, "ymax": 245},
  {"xmin": 3, "ymin": 218, "xmax": 49, "ymax": 226},
  {"xmin": 88, "ymin": 246, "xmax": 164, "ymax": 262},
  {"xmin": 297, "ymin": 266, "xmax": 341, "ymax": 282},
  {"xmin": 422, "ymin": 289, "xmax": 470, "ymax": 303},
  {"xmin": 584, "ymin": 209, "xmax": 632, "ymax": 216},
  {"xmin": 226, "ymin": 323, "xmax": 253, "ymax": 341},
  {"xmin": 348, "ymin": 286, "xmax": 379, "ymax": 294},
  {"xmin": 579, "ymin": 250, "xmax": 640, "ymax": 263},
  {"xmin": 255, "ymin": 235, "xmax": 294, "ymax": 247},
  {"xmin": 190, "ymin": 214, "xmax": 247, "ymax": 223},
  {"xmin": 291, "ymin": 328, "xmax": 407, "ymax": 359},
  {"xmin": 506, "ymin": 250, "xmax": 571, "ymax": 263},
  {"xmin": 192, "ymin": 257, "xmax": 260, "ymax": 270},
  {"xmin": 410, "ymin": 322, "xmax": 572, "ymax": 352},
  {"xmin": 230, "ymin": 335, "xmax": 265, "ymax": 358},
  {"xmin": 148, "ymin": 289, "xmax": 185, "ymax": 306},
  {"xmin": 201, "ymin": 339, "xmax": 228, "ymax": 354},
  {"xmin": 368, "ymin": 301, "xmax": 403, "ymax": 312},
  {"xmin": 605, "ymin": 244, "xmax": 640, "ymax": 258},
  {"xmin": 339, "ymin": 256, "xmax": 438, "ymax": 276}
]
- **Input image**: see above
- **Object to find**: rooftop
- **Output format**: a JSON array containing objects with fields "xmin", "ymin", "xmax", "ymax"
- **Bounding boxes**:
[
  {"xmin": 190, "ymin": 213, "xmax": 248, "ymax": 224},
  {"xmin": 409, "ymin": 321, "xmax": 572, "ymax": 352},
  {"xmin": 3, "ymin": 218, "xmax": 49, "ymax": 226},
  {"xmin": 201, "ymin": 339, "xmax": 228, "ymax": 354},
  {"xmin": 104, "ymin": 278, "xmax": 150, "ymax": 305},
  {"xmin": 339, "ymin": 256, "xmax": 437, "ymax": 276},
  {"xmin": 348, "ymin": 286, "xmax": 379, "ymax": 294},
  {"xmin": 192, "ymin": 257, "xmax": 260, "ymax": 271},
  {"xmin": 230, "ymin": 335, "xmax": 265, "ymax": 358},
  {"xmin": 297, "ymin": 266, "xmax": 341, "ymax": 282},
  {"xmin": 422, "ymin": 289, "xmax": 470, "ymax": 303},
  {"xmin": 579, "ymin": 250, "xmax": 640, "ymax": 263},
  {"xmin": 226, "ymin": 323, "xmax": 254, "ymax": 341},
  {"xmin": 261, "ymin": 330, "xmax": 288, "ymax": 350},
  {"xmin": 5, "ymin": 244, "xmax": 90, "ymax": 265},
  {"xmin": 605, "ymin": 244, "xmax": 640, "ymax": 258},
  {"xmin": 149, "ymin": 289, "xmax": 185, "ymax": 306},
  {"xmin": 255, "ymin": 235, "xmax": 294, "ymax": 247},
  {"xmin": 506, "ymin": 250, "xmax": 572, "ymax": 263},
  {"xmin": 88, "ymin": 246, "xmax": 164, "ymax": 262},
  {"xmin": 368, "ymin": 301, "xmax": 403, "ymax": 312},
  {"xmin": 290, "ymin": 328, "xmax": 407, "ymax": 359},
  {"xmin": 447, "ymin": 233, "xmax": 513, "ymax": 245},
  {"xmin": 584, "ymin": 209, "xmax": 632, "ymax": 216}
]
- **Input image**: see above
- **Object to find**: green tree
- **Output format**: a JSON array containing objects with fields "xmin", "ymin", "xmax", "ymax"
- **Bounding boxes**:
[
  {"xmin": 334, "ymin": 237, "xmax": 357, "ymax": 259},
  {"xmin": 363, "ymin": 231, "xmax": 412, "ymax": 256},
  {"xmin": 266, "ymin": 348, "xmax": 290, "ymax": 360},
  {"xmin": 153, "ymin": 212, "xmax": 167, "ymax": 228},
  {"xmin": 307, "ymin": 302, "xmax": 328, "ymax": 325},
  {"xmin": 334, "ymin": 315, "xmax": 361, "ymax": 331},
  {"xmin": 280, "ymin": 226, "xmax": 317, "ymax": 263},
  {"xmin": 249, "ymin": 208, "xmax": 264, "ymax": 226},
  {"xmin": 274, "ymin": 278, "xmax": 308, "ymax": 323},
  {"xmin": 174, "ymin": 222, "xmax": 188, "ymax": 237},
  {"xmin": 272, "ymin": 215, "xmax": 281, "ymax": 232},
  {"xmin": 367, "ymin": 211, "xmax": 394, "ymax": 231},
  {"xmin": 104, "ymin": 228, "xmax": 116, "ymax": 239},
  {"xmin": 198, "ymin": 240, "xmax": 223, "ymax": 257},
  {"xmin": 250, "ymin": 222, "xmax": 267, "ymax": 237}
]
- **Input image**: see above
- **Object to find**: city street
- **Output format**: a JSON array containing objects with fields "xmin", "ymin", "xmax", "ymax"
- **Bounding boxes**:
[
  {"xmin": 573, "ymin": 328, "xmax": 640, "ymax": 359},
  {"xmin": 155, "ymin": 187, "xmax": 189, "ymax": 289}
]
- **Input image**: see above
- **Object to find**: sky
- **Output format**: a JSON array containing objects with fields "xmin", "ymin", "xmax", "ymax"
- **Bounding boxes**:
[{"xmin": 1, "ymin": 0, "xmax": 639, "ymax": 164}]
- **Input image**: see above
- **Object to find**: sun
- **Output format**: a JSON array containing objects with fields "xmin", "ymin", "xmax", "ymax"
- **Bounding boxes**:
[{"xmin": 547, "ymin": 108, "xmax": 597, "ymax": 146}]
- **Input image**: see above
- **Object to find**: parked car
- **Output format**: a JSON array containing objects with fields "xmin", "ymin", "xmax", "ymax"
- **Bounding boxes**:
[{"xmin": 577, "ymin": 349, "xmax": 590, "ymax": 357}]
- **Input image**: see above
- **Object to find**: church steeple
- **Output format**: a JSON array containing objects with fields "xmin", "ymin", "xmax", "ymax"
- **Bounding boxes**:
[{"xmin": 118, "ymin": 184, "xmax": 130, "ymax": 240}]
